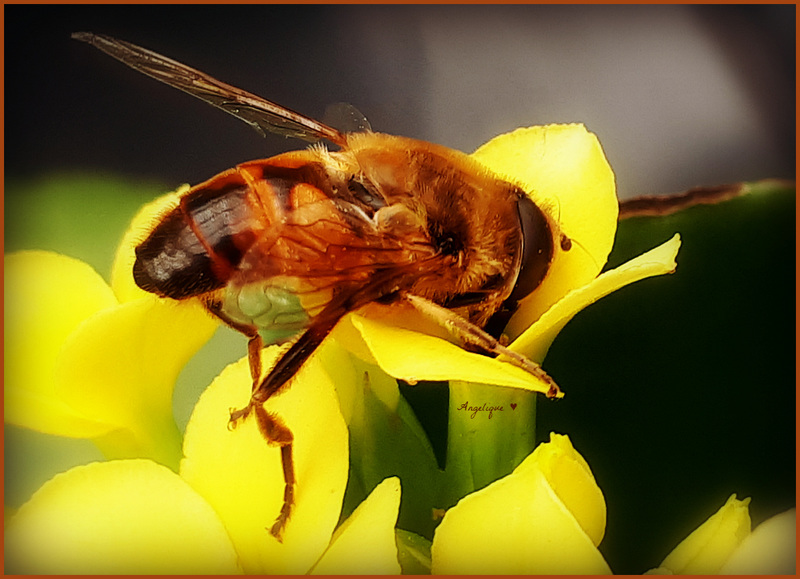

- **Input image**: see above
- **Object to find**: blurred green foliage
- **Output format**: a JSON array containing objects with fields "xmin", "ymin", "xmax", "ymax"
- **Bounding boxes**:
[{"xmin": 539, "ymin": 181, "xmax": 795, "ymax": 572}]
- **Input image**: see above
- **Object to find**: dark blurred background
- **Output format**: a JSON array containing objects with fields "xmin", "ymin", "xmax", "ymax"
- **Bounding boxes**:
[
  {"xmin": 4, "ymin": 4, "xmax": 795, "ymax": 197},
  {"xmin": 4, "ymin": 5, "xmax": 796, "ymax": 574}
]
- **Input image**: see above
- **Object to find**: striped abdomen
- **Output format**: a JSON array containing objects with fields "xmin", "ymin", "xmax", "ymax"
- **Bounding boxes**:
[{"xmin": 132, "ymin": 157, "xmax": 333, "ymax": 300}]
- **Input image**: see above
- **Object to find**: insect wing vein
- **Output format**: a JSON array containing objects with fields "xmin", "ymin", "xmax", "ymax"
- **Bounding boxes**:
[{"xmin": 72, "ymin": 32, "xmax": 345, "ymax": 144}]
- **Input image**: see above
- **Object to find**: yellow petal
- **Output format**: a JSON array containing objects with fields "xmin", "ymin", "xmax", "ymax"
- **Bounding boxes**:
[
  {"xmin": 653, "ymin": 494, "xmax": 751, "ymax": 575},
  {"xmin": 110, "ymin": 187, "xmax": 186, "ymax": 303},
  {"xmin": 316, "ymin": 335, "xmax": 403, "ymax": 426},
  {"xmin": 521, "ymin": 433, "xmax": 606, "ymax": 546},
  {"xmin": 510, "ymin": 234, "xmax": 681, "ymax": 363},
  {"xmin": 311, "ymin": 477, "xmax": 402, "ymax": 575},
  {"xmin": 55, "ymin": 296, "xmax": 216, "ymax": 466},
  {"xmin": 180, "ymin": 347, "xmax": 349, "ymax": 574},
  {"xmin": 472, "ymin": 124, "xmax": 618, "ymax": 339},
  {"xmin": 720, "ymin": 508, "xmax": 796, "ymax": 574},
  {"xmin": 4, "ymin": 251, "xmax": 118, "ymax": 437},
  {"xmin": 344, "ymin": 311, "xmax": 560, "ymax": 397},
  {"xmin": 431, "ymin": 448, "xmax": 610, "ymax": 575},
  {"xmin": 4, "ymin": 459, "xmax": 241, "ymax": 574}
]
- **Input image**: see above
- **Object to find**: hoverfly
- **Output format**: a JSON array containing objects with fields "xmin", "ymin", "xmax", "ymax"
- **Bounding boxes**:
[{"xmin": 72, "ymin": 32, "xmax": 564, "ymax": 541}]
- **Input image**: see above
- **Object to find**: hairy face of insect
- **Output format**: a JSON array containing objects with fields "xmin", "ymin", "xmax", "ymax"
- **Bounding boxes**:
[{"xmin": 75, "ymin": 32, "xmax": 560, "ymax": 541}]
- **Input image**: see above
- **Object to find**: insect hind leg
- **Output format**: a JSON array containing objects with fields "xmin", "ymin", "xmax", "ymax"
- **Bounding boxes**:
[
  {"xmin": 252, "ymin": 404, "xmax": 295, "ymax": 541},
  {"xmin": 226, "ymin": 333, "xmax": 268, "ymax": 427},
  {"xmin": 225, "ymin": 334, "xmax": 265, "ymax": 428},
  {"xmin": 227, "ymin": 309, "xmax": 347, "ymax": 540},
  {"xmin": 226, "ymin": 334, "xmax": 296, "ymax": 540},
  {"xmin": 227, "ymin": 383, "xmax": 295, "ymax": 542}
]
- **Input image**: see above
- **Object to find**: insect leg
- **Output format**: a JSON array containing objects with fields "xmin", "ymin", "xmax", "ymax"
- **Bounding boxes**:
[
  {"xmin": 253, "ymin": 312, "xmax": 343, "ymax": 403},
  {"xmin": 201, "ymin": 299, "xmax": 300, "ymax": 538},
  {"xmin": 226, "ymin": 332, "xmax": 265, "ymax": 425},
  {"xmin": 400, "ymin": 293, "xmax": 561, "ymax": 398},
  {"xmin": 230, "ymin": 309, "xmax": 346, "ymax": 540},
  {"xmin": 252, "ymin": 403, "xmax": 295, "ymax": 541},
  {"xmin": 203, "ymin": 299, "xmax": 266, "ymax": 417},
  {"xmin": 246, "ymin": 334, "xmax": 265, "ymax": 392}
]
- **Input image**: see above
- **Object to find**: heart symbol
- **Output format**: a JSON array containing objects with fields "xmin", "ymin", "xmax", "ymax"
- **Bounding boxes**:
[{"xmin": 510, "ymin": 403, "xmax": 517, "ymax": 410}]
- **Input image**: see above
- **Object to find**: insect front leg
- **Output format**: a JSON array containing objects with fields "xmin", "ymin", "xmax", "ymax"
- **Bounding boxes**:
[{"xmin": 401, "ymin": 292, "xmax": 561, "ymax": 398}]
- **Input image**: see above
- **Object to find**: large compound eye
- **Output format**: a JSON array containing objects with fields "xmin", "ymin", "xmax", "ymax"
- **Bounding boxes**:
[{"xmin": 507, "ymin": 194, "xmax": 554, "ymax": 303}]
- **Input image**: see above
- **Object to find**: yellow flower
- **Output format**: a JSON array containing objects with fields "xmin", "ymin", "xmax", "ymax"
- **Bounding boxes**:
[
  {"xmin": 720, "ymin": 508, "xmax": 796, "ymax": 574},
  {"xmin": 648, "ymin": 495, "xmax": 796, "ymax": 575},
  {"xmin": 474, "ymin": 124, "xmax": 681, "ymax": 363},
  {"xmin": 473, "ymin": 124, "xmax": 620, "ymax": 342},
  {"xmin": 5, "ymin": 123, "xmax": 682, "ymax": 574},
  {"xmin": 5, "ymin": 346, "xmax": 401, "ymax": 574},
  {"xmin": 327, "ymin": 123, "xmax": 681, "ymax": 394},
  {"xmin": 5, "ymin": 124, "xmax": 679, "ymax": 462},
  {"xmin": 430, "ymin": 433, "xmax": 610, "ymax": 574},
  {"xmin": 4, "ymin": 187, "xmax": 217, "ymax": 468},
  {"xmin": 317, "ymin": 124, "xmax": 680, "ymax": 536}
]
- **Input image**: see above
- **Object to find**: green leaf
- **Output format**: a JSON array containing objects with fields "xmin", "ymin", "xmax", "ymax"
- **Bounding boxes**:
[
  {"xmin": 538, "ymin": 181, "xmax": 795, "ymax": 573},
  {"xmin": 395, "ymin": 529, "xmax": 433, "ymax": 575}
]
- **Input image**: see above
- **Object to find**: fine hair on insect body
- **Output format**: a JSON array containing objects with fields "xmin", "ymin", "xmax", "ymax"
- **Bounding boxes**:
[{"xmin": 73, "ymin": 32, "xmax": 567, "ymax": 541}]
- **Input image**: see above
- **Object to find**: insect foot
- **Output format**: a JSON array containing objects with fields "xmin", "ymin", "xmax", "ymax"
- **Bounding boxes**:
[
  {"xmin": 227, "ymin": 403, "xmax": 253, "ymax": 430},
  {"xmin": 270, "ymin": 478, "xmax": 294, "ymax": 542}
]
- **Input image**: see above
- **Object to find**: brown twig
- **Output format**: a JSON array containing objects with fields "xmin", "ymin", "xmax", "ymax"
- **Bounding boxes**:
[{"xmin": 618, "ymin": 179, "xmax": 795, "ymax": 219}]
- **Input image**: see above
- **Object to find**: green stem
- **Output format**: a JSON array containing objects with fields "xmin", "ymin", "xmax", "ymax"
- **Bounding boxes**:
[{"xmin": 443, "ymin": 381, "xmax": 537, "ymax": 505}]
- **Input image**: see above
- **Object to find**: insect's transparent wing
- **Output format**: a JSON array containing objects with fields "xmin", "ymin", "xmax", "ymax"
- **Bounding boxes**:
[
  {"xmin": 323, "ymin": 102, "xmax": 372, "ymax": 134},
  {"xmin": 72, "ymin": 32, "xmax": 346, "ymax": 145}
]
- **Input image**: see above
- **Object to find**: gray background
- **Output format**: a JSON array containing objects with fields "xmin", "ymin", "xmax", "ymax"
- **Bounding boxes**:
[{"xmin": 5, "ymin": 5, "xmax": 794, "ymax": 198}]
